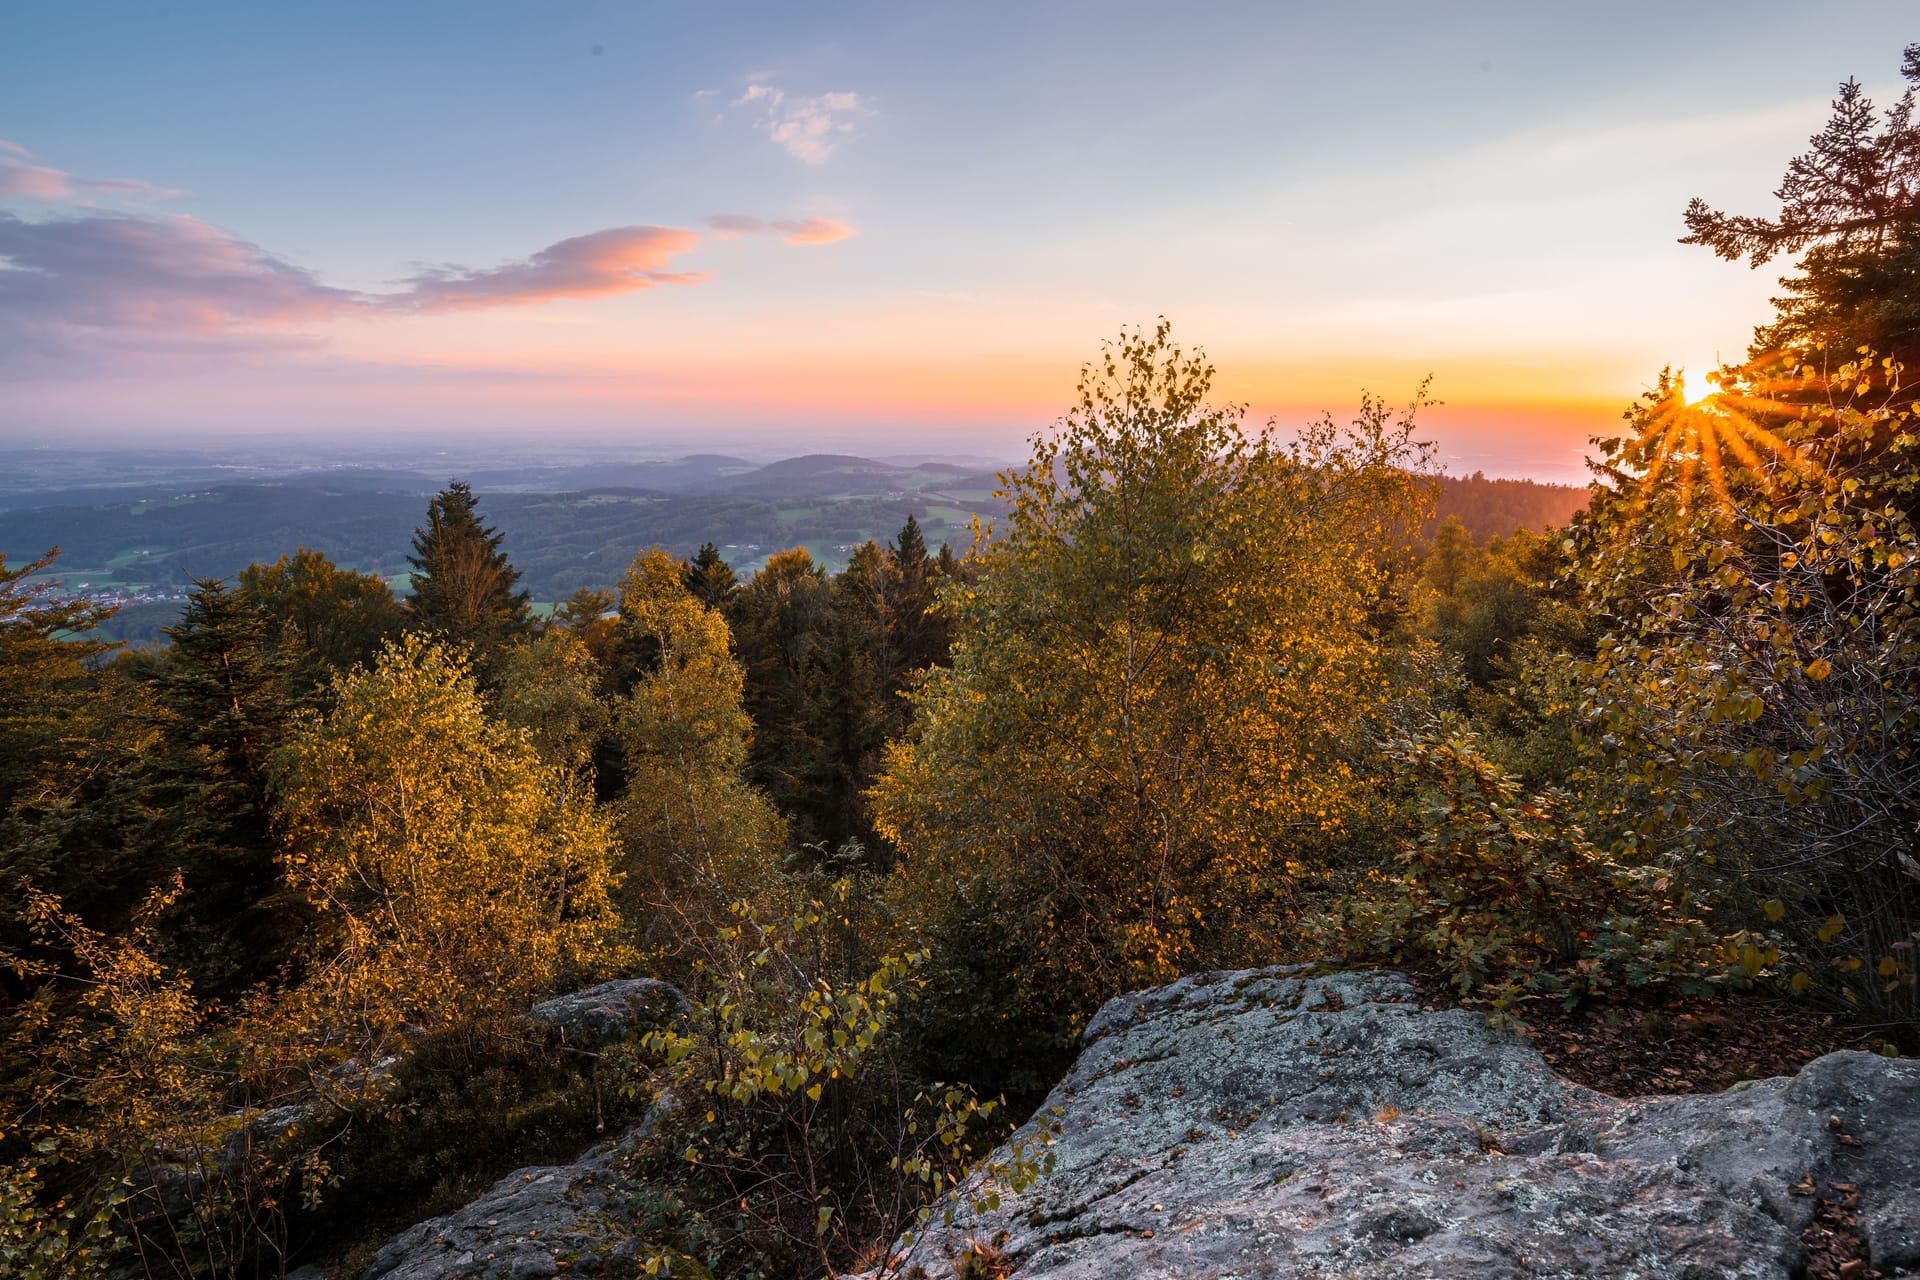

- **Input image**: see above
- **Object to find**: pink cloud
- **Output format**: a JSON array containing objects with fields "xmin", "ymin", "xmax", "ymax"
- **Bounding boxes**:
[
  {"xmin": 704, "ymin": 214, "xmax": 856, "ymax": 245},
  {"xmin": 0, "ymin": 143, "xmax": 183, "ymax": 202},
  {"xmin": 0, "ymin": 164, "xmax": 73, "ymax": 200},
  {"xmin": 776, "ymin": 217, "xmax": 855, "ymax": 245},
  {"xmin": 0, "ymin": 212, "xmax": 364, "ymax": 335},
  {"xmin": 0, "ymin": 214, "xmax": 717, "ymax": 366},
  {"xmin": 388, "ymin": 226, "xmax": 706, "ymax": 313}
]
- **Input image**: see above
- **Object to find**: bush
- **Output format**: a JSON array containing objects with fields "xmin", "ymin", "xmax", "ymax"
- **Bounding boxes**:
[
  {"xmin": 624, "ymin": 884, "xmax": 1056, "ymax": 1280},
  {"xmin": 1325, "ymin": 731, "xmax": 1756, "ymax": 1014}
]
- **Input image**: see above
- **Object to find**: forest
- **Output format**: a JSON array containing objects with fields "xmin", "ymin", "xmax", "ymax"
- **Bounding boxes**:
[
  {"xmin": 0, "ymin": 452, "xmax": 1586, "ymax": 650},
  {"xmin": 1, "ymin": 45, "xmax": 1917, "ymax": 1280}
]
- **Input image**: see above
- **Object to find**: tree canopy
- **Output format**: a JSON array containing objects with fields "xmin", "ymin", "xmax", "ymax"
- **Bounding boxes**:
[{"xmin": 405, "ymin": 481, "xmax": 532, "ymax": 668}]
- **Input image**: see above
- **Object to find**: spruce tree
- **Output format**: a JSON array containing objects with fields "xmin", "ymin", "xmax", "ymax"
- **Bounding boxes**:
[
  {"xmin": 684, "ymin": 542, "xmax": 740, "ymax": 611},
  {"xmin": 1681, "ymin": 44, "xmax": 1920, "ymax": 369},
  {"xmin": 882, "ymin": 515, "xmax": 945, "ymax": 710},
  {"xmin": 146, "ymin": 577, "xmax": 306, "ymax": 993},
  {"xmin": 406, "ymin": 481, "xmax": 532, "ymax": 668}
]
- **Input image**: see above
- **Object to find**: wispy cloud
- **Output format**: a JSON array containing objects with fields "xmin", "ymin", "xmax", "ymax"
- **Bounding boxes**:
[
  {"xmin": 0, "ymin": 214, "xmax": 717, "ymax": 370},
  {"xmin": 0, "ymin": 140, "xmax": 182, "ymax": 202},
  {"xmin": 731, "ymin": 84, "xmax": 873, "ymax": 163},
  {"xmin": 390, "ymin": 226, "xmax": 706, "ymax": 312},
  {"xmin": 705, "ymin": 214, "xmax": 856, "ymax": 245},
  {"xmin": 0, "ymin": 212, "xmax": 362, "ymax": 331}
]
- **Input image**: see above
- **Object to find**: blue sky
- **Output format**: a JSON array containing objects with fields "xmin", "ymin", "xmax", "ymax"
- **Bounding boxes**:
[{"xmin": 3, "ymin": 2, "xmax": 1914, "ymax": 478}]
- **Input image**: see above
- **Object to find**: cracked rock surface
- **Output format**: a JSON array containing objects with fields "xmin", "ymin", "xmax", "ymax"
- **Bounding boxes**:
[
  {"xmin": 875, "ymin": 966, "xmax": 1918, "ymax": 1280},
  {"xmin": 358, "ymin": 1098, "xmax": 677, "ymax": 1280},
  {"xmin": 358, "ymin": 1149, "xmax": 635, "ymax": 1280}
]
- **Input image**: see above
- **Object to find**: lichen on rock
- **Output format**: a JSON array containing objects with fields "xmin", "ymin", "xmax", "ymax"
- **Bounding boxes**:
[{"xmin": 864, "ymin": 966, "xmax": 1918, "ymax": 1280}]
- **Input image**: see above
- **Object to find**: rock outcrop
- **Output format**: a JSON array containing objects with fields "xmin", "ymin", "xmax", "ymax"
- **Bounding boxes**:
[
  {"xmin": 359, "ymin": 1152, "xmax": 638, "ymax": 1280},
  {"xmin": 363, "ymin": 966, "xmax": 1916, "ymax": 1279},
  {"xmin": 360, "ymin": 1097, "xmax": 676, "ymax": 1280},
  {"xmin": 879, "ymin": 966, "xmax": 1918, "ymax": 1279},
  {"xmin": 527, "ymin": 978, "xmax": 690, "ymax": 1048}
]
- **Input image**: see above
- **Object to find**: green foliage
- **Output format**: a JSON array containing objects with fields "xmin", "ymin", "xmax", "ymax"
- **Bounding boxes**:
[
  {"xmin": 0, "ymin": 550, "xmax": 153, "ymax": 944},
  {"xmin": 237, "ymin": 547, "xmax": 405, "ymax": 685},
  {"xmin": 1414, "ymin": 520, "xmax": 1560, "ymax": 689},
  {"xmin": 1574, "ymin": 356, "xmax": 1920, "ymax": 1036},
  {"xmin": 683, "ymin": 542, "xmax": 739, "ymax": 611},
  {"xmin": 296, "ymin": 1014, "xmax": 642, "ymax": 1278},
  {"xmin": 1682, "ymin": 44, "xmax": 1920, "ymax": 368},
  {"xmin": 492, "ymin": 630, "xmax": 613, "ymax": 782},
  {"xmin": 724, "ymin": 522, "xmax": 957, "ymax": 857},
  {"xmin": 405, "ymin": 481, "xmax": 532, "ymax": 672},
  {"xmin": 141, "ymin": 577, "xmax": 309, "ymax": 996},
  {"xmin": 0, "ymin": 550, "xmax": 118, "ymax": 819},
  {"xmin": 0, "ymin": 1152, "xmax": 122, "ymax": 1280},
  {"xmin": 630, "ymin": 886, "xmax": 1056, "ymax": 1280},
  {"xmin": 1327, "ymin": 732, "xmax": 1751, "ymax": 1014}
]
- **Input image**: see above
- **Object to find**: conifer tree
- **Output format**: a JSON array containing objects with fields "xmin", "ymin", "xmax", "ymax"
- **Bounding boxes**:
[
  {"xmin": 1681, "ymin": 44, "xmax": 1920, "ymax": 368},
  {"xmin": 0, "ymin": 549, "xmax": 116, "ymax": 819},
  {"xmin": 405, "ymin": 481, "xmax": 531, "ymax": 667},
  {"xmin": 145, "ymin": 577, "xmax": 306, "ymax": 992},
  {"xmin": 728, "ymin": 547, "xmax": 831, "ymax": 832},
  {"xmin": 683, "ymin": 542, "xmax": 740, "ymax": 611},
  {"xmin": 804, "ymin": 542, "xmax": 890, "ymax": 854},
  {"xmin": 879, "ymin": 515, "xmax": 954, "ymax": 718}
]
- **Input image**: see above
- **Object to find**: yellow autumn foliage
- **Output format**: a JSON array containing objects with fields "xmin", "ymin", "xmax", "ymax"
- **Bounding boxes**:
[
  {"xmin": 873, "ymin": 323, "xmax": 1433, "ymax": 999},
  {"xmin": 269, "ymin": 634, "xmax": 619, "ymax": 1052}
]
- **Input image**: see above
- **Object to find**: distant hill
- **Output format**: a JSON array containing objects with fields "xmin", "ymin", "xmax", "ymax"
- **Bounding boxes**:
[{"xmin": 1, "ymin": 453, "xmax": 1592, "ymax": 647}]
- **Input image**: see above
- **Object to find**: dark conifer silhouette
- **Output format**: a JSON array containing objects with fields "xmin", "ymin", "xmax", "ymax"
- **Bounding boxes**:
[{"xmin": 406, "ymin": 481, "xmax": 532, "ymax": 667}]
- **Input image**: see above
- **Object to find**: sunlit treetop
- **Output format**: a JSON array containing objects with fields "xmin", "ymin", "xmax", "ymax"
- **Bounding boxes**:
[{"xmin": 1614, "ymin": 343, "xmax": 1916, "ymax": 519}]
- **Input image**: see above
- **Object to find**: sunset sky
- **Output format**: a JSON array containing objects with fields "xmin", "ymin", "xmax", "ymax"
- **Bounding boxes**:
[{"xmin": 2, "ymin": 1, "xmax": 1913, "ymax": 480}]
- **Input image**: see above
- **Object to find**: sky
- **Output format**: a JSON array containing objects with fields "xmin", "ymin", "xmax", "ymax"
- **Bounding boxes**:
[{"xmin": 1, "ymin": 2, "xmax": 1914, "ymax": 481}]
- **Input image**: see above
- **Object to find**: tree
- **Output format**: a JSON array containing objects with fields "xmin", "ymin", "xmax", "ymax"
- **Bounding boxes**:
[
  {"xmin": 1573, "ymin": 360, "xmax": 1920, "ymax": 1040},
  {"xmin": 613, "ymin": 550, "xmax": 786, "ymax": 967},
  {"xmin": 142, "ymin": 578, "xmax": 307, "ymax": 993},
  {"xmin": 870, "ymin": 323, "xmax": 1432, "ymax": 1083},
  {"xmin": 683, "ymin": 542, "xmax": 739, "ymax": 611},
  {"xmin": 269, "ymin": 635, "xmax": 617, "ymax": 1047},
  {"xmin": 404, "ymin": 482, "xmax": 532, "ymax": 668},
  {"xmin": 552, "ymin": 587, "xmax": 620, "ymax": 673},
  {"xmin": 881, "ymin": 515, "xmax": 944, "ymax": 697},
  {"xmin": 237, "ymin": 547, "xmax": 405, "ymax": 684},
  {"xmin": 1413, "ymin": 520, "xmax": 1555, "ymax": 690},
  {"xmin": 728, "ymin": 547, "xmax": 832, "ymax": 832},
  {"xmin": 0, "ymin": 550, "xmax": 155, "ymax": 945},
  {"xmin": 802, "ymin": 542, "xmax": 891, "ymax": 854},
  {"xmin": 1681, "ymin": 45, "xmax": 1920, "ymax": 368},
  {"xmin": 0, "ymin": 550, "xmax": 117, "ymax": 820}
]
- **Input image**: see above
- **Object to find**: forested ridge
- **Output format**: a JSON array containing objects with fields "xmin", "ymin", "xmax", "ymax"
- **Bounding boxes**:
[{"xmin": 3, "ymin": 46, "xmax": 1918, "ymax": 1280}]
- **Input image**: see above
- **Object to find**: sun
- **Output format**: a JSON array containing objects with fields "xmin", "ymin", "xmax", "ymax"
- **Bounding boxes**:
[
  {"xmin": 1675, "ymin": 365, "xmax": 1718, "ymax": 406},
  {"xmin": 1635, "ymin": 355, "xmax": 1821, "ymax": 510}
]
